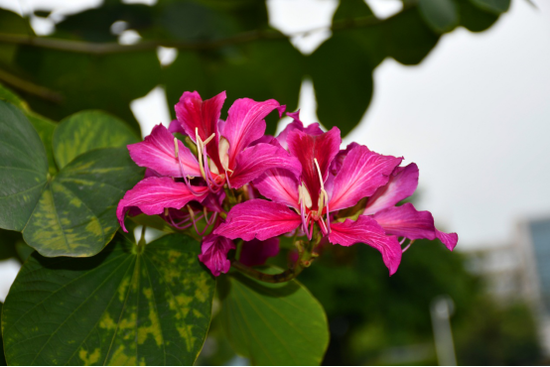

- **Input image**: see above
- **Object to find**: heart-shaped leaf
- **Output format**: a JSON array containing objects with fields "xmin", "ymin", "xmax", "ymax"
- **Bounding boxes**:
[
  {"xmin": 3, "ymin": 232, "xmax": 215, "ymax": 365},
  {"xmin": 0, "ymin": 101, "xmax": 144, "ymax": 257},
  {"xmin": 23, "ymin": 147, "xmax": 143, "ymax": 257},
  {"xmin": 0, "ymin": 100, "xmax": 48, "ymax": 231},
  {"xmin": 53, "ymin": 110, "xmax": 140, "ymax": 169},
  {"xmin": 218, "ymin": 271, "xmax": 329, "ymax": 365}
]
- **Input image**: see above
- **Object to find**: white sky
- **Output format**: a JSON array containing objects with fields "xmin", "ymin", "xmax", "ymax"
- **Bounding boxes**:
[{"xmin": 1, "ymin": 0, "xmax": 549, "ymax": 253}]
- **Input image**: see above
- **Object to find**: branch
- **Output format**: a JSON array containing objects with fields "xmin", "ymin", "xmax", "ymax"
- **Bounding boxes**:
[
  {"xmin": 0, "ymin": 16, "xmax": 383, "ymax": 55},
  {"xmin": 0, "ymin": 68, "xmax": 63, "ymax": 103}
]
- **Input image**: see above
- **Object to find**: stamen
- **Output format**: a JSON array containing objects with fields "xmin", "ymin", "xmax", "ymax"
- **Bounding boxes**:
[
  {"xmin": 202, "ymin": 132, "xmax": 216, "ymax": 146},
  {"xmin": 314, "ymin": 158, "xmax": 329, "ymax": 214},
  {"xmin": 174, "ymin": 137, "xmax": 179, "ymax": 158},
  {"xmin": 314, "ymin": 158, "xmax": 324, "ymax": 190},
  {"xmin": 401, "ymin": 239, "xmax": 415, "ymax": 253}
]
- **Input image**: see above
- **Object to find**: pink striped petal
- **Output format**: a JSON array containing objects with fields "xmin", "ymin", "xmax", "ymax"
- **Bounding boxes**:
[
  {"xmin": 214, "ymin": 199, "xmax": 301, "ymax": 241},
  {"xmin": 254, "ymin": 168, "xmax": 300, "ymax": 209},
  {"xmin": 116, "ymin": 177, "xmax": 208, "ymax": 231},
  {"xmin": 168, "ymin": 119, "xmax": 186, "ymax": 135},
  {"xmin": 240, "ymin": 238, "xmax": 280, "ymax": 267},
  {"xmin": 365, "ymin": 163, "xmax": 419, "ymax": 214},
  {"xmin": 229, "ymin": 143, "xmax": 301, "ymax": 189},
  {"xmin": 436, "ymin": 230, "xmax": 458, "ymax": 251},
  {"xmin": 330, "ymin": 142, "xmax": 360, "ymax": 176},
  {"xmin": 174, "ymin": 91, "xmax": 226, "ymax": 169},
  {"xmin": 372, "ymin": 203, "xmax": 437, "ymax": 241},
  {"xmin": 329, "ymin": 145, "xmax": 402, "ymax": 212},
  {"xmin": 198, "ymin": 234, "xmax": 235, "ymax": 276},
  {"xmin": 221, "ymin": 98, "xmax": 285, "ymax": 170},
  {"xmin": 277, "ymin": 110, "xmax": 324, "ymax": 149},
  {"xmin": 174, "ymin": 91, "xmax": 225, "ymax": 143},
  {"xmin": 287, "ymin": 127, "xmax": 341, "ymax": 209},
  {"xmin": 329, "ymin": 215, "xmax": 402, "ymax": 275},
  {"xmin": 128, "ymin": 124, "xmax": 201, "ymax": 178}
]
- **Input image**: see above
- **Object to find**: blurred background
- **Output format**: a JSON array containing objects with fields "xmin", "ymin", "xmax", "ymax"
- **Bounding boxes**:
[{"xmin": 0, "ymin": 0, "xmax": 549, "ymax": 364}]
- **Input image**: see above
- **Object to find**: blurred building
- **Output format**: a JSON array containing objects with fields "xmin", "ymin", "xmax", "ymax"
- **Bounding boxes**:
[
  {"xmin": 464, "ymin": 215, "xmax": 550, "ymax": 356},
  {"xmin": 517, "ymin": 216, "xmax": 550, "ymax": 356}
]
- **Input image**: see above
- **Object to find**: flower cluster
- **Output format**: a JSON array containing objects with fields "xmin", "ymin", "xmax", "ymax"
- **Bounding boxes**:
[{"xmin": 117, "ymin": 91, "xmax": 457, "ymax": 278}]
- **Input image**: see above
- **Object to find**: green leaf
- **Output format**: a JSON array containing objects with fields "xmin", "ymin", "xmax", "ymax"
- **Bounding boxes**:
[
  {"xmin": 15, "ymin": 48, "xmax": 160, "ymax": 133},
  {"xmin": 0, "ymin": 8, "xmax": 33, "ymax": 66},
  {"xmin": 3, "ymin": 232, "xmax": 215, "ymax": 365},
  {"xmin": 54, "ymin": 110, "xmax": 140, "ymax": 169},
  {"xmin": 26, "ymin": 112, "xmax": 57, "ymax": 174},
  {"xmin": 218, "ymin": 271, "xmax": 329, "ymax": 365},
  {"xmin": 0, "ymin": 83, "xmax": 28, "ymax": 111},
  {"xmin": 309, "ymin": 34, "xmax": 374, "ymax": 136},
  {"xmin": 457, "ymin": 0, "xmax": 499, "ymax": 32},
  {"xmin": 22, "ymin": 147, "xmax": 143, "ymax": 257},
  {"xmin": 0, "ymin": 83, "xmax": 58, "ymax": 174},
  {"xmin": 0, "ymin": 100, "xmax": 48, "ymax": 231},
  {"xmin": 469, "ymin": 0, "xmax": 510, "ymax": 14},
  {"xmin": 419, "ymin": 0, "xmax": 459, "ymax": 33},
  {"xmin": 384, "ymin": 7, "xmax": 440, "ymax": 65},
  {"xmin": 0, "ymin": 303, "xmax": 5, "ymax": 366}
]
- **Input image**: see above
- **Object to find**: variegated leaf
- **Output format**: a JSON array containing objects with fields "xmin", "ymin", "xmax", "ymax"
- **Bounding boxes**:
[
  {"xmin": 3, "ymin": 232, "xmax": 215, "ymax": 365},
  {"xmin": 54, "ymin": 110, "xmax": 140, "ymax": 169},
  {"xmin": 0, "ymin": 100, "xmax": 48, "ymax": 231},
  {"xmin": 23, "ymin": 147, "xmax": 143, "ymax": 257}
]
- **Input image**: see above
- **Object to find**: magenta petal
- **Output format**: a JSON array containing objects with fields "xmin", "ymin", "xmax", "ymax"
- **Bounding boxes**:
[
  {"xmin": 168, "ymin": 119, "xmax": 186, "ymax": 135},
  {"xmin": 254, "ymin": 168, "xmax": 300, "ymax": 209},
  {"xmin": 240, "ymin": 238, "xmax": 280, "ymax": 267},
  {"xmin": 174, "ymin": 91, "xmax": 225, "ymax": 143},
  {"xmin": 330, "ymin": 142, "xmax": 360, "ymax": 176},
  {"xmin": 287, "ymin": 127, "xmax": 341, "ymax": 208},
  {"xmin": 116, "ymin": 177, "xmax": 208, "ymax": 231},
  {"xmin": 436, "ymin": 230, "xmax": 458, "ymax": 251},
  {"xmin": 214, "ymin": 199, "xmax": 301, "ymax": 241},
  {"xmin": 276, "ymin": 110, "xmax": 324, "ymax": 149},
  {"xmin": 175, "ymin": 91, "xmax": 226, "ymax": 169},
  {"xmin": 198, "ymin": 234, "xmax": 235, "ymax": 276},
  {"xmin": 230, "ymin": 143, "xmax": 301, "ymax": 189},
  {"xmin": 329, "ymin": 215, "xmax": 402, "ymax": 276},
  {"xmin": 372, "ymin": 203, "xmax": 437, "ymax": 241},
  {"xmin": 128, "ymin": 124, "xmax": 201, "ymax": 178},
  {"xmin": 329, "ymin": 145, "xmax": 402, "ymax": 212},
  {"xmin": 365, "ymin": 163, "xmax": 419, "ymax": 214},
  {"xmin": 221, "ymin": 98, "xmax": 284, "ymax": 169}
]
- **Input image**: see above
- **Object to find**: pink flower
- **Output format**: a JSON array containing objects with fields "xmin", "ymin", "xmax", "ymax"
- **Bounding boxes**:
[
  {"xmin": 198, "ymin": 234, "xmax": 235, "ymax": 276},
  {"xmin": 171, "ymin": 91, "xmax": 301, "ymax": 190},
  {"xmin": 116, "ymin": 91, "xmax": 301, "ymax": 230},
  {"xmin": 215, "ymin": 112, "xmax": 457, "ymax": 275}
]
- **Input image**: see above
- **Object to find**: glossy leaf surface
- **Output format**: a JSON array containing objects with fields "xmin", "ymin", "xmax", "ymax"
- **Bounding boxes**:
[
  {"xmin": 0, "ymin": 100, "xmax": 48, "ymax": 231},
  {"xmin": 23, "ymin": 147, "xmax": 143, "ymax": 257},
  {"xmin": 3, "ymin": 233, "xmax": 215, "ymax": 365},
  {"xmin": 53, "ymin": 110, "xmax": 140, "ymax": 169},
  {"xmin": 219, "ymin": 272, "xmax": 329, "ymax": 365}
]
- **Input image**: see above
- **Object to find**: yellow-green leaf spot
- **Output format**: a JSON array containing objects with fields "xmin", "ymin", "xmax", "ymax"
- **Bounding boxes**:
[{"xmin": 79, "ymin": 348, "xmax": 100, "ymax": 365}]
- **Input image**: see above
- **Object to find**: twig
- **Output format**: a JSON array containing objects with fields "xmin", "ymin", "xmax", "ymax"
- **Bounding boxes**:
[
  {"xmin": 0, "ymin": 68, "xmax": 63, "ymax": 103},
  {"xmin": 0, "ymin": 16, "xmax": 383, "ymax": 55}
]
